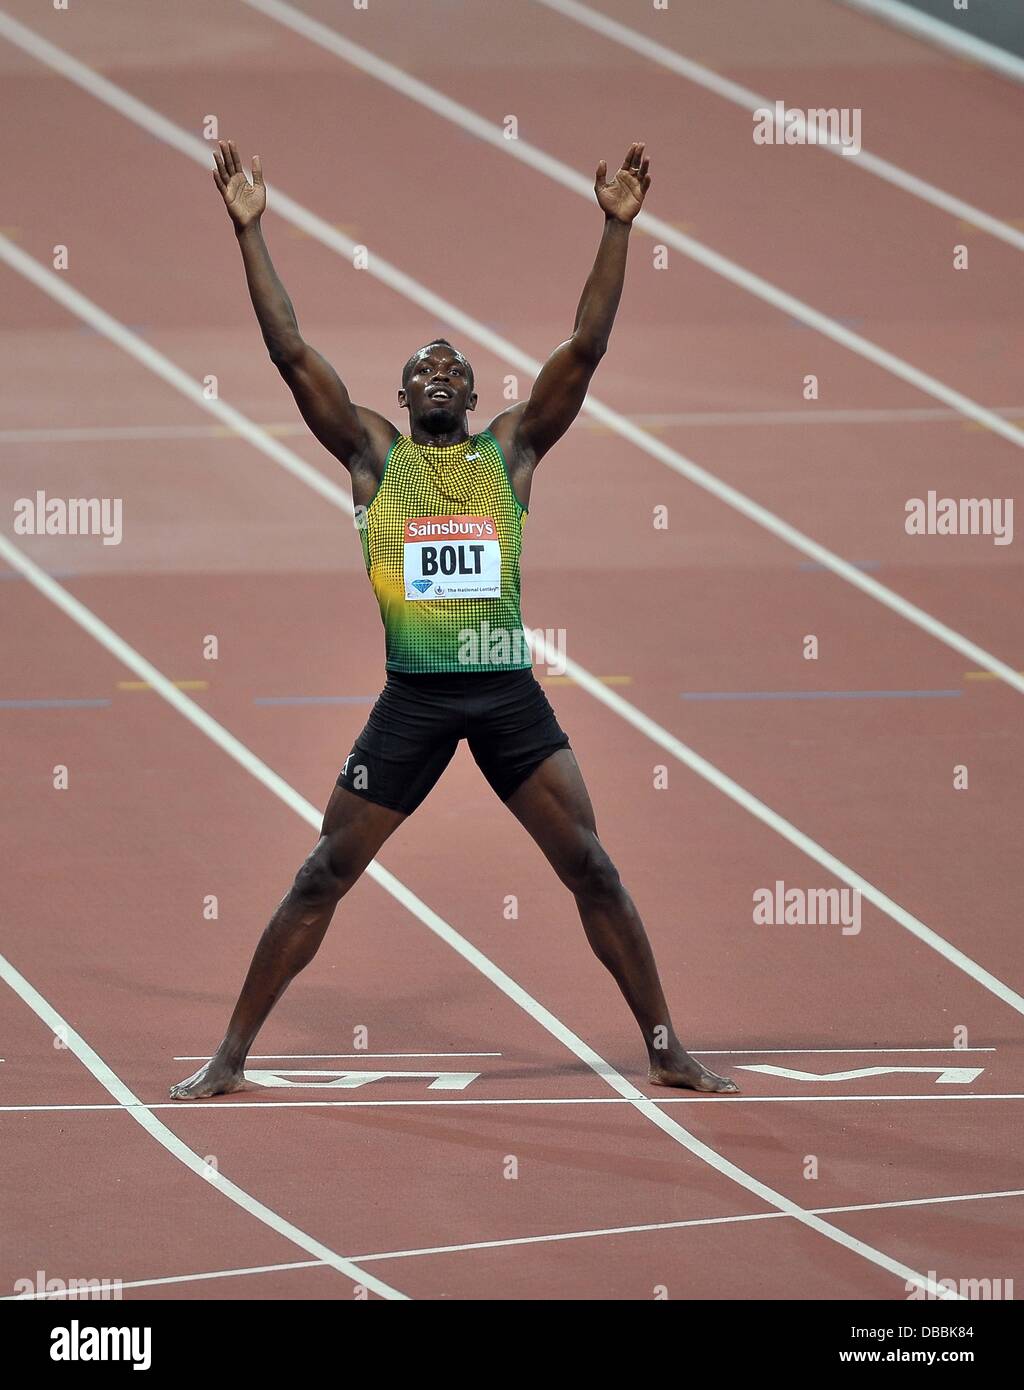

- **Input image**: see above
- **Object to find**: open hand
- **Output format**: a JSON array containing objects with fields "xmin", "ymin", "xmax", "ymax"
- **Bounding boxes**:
[
  {"xmin": 595, "ymin": 142, "xmax": 651, "ymax": 224},
  {"xmin": 212, "ymin": 140, "xmax": 266, "ymax": 230}
]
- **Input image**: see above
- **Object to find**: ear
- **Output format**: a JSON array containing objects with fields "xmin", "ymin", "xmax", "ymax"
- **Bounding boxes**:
[
  {"xmin": 467, "ymin": 390, "xmax": 478, "ymax": 412},
  {"xmin": 397, "ymin": 388, "xmax": 408, "ymax": 409}
]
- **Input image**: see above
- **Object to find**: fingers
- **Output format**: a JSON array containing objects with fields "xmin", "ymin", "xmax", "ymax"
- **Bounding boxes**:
[
  {"xmin": 594, "ymin": 157, "xmax": 607, "ymax": 186},
  {"xmin": 251, "ymin": 154, "xmax": 264, "ymax": 186},
  {"xmin": 215, "ymin": 139, "xmax": 249, "ymax": 182},
  {"xmin": 212, "ymin": 167, "xmax": 226, "ymax": 196}
]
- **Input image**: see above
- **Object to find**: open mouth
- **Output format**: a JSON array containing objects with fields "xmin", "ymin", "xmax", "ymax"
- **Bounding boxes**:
[{"xmin": 427, "ymin": 387, "xmax": 453, "ymax": 401}]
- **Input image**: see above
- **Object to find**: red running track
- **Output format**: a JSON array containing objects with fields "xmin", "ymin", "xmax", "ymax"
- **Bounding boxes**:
[{"xmin": 1, "ymin": 0, "xmax": 1022, "ymax": 1301}]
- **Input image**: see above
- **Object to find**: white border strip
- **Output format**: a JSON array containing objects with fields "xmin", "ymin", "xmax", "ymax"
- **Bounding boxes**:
[
  {"xmin": 836, "ymin": 0, "xmax": 1024, "ymax": 85},
  {"xmin": 0, "ymin": 533, "xmax": 960, "ymax": 1299},
  {"xmin": 536, "ymin": 0, "xmax": 1024, "ymax": 248},
  {"xmin": 238, "ymin": 0, "xmax": 1024, "ymax": 447},
  {"xmin": 2, "ymin": 237, "xmax": 1021, "ymax": 1015},
  {"xmin": 0, "ymin": 952, "xmax": 407, "ymax": 1300}
]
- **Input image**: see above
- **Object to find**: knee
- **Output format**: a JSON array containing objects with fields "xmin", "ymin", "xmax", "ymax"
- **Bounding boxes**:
[
  {"xmin": 292, "ymin": 841, "xmax": 351, "ymax": 908},
  {"xmin": 560, "ymin": 835, "xmax": 622, "ymax": 902}
]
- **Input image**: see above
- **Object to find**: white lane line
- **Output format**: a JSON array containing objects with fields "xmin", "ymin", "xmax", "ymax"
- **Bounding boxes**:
[
  {"xmin": 175, "ymin": 1047, "xmax": 994, "ymax": 1059},
  {"xmin": 173, "ymin": 1052, "xmax": 503, "ymax": 1060},
  {"xmin": 3, "ymin": 248, "xmax": 1021, "ymax": 1014},
  {"xmin": 536, "ymin": 0, "xmax": 1024, "ymax": 248},
  {"xmin": 7, "ymin": 1186, "xmax": 1020, "ymax": 1296},
  {"xmin": 623, "ymin": 405, "xmax": 1024, "ymax": 429},
  {"xmin": 240, "ymin": 0, "xmax": 1024, "ymax": 447},
  {"xmin": 1, "ymin": 1260, "xmax": 326, "ymax": 1300},
  {"xmin": 3, "ymin": 1094, "xmax": 1023, "ymax": 1113},
  {"xmin": 4, "ymin": 405, "xmax": 1024, "ymax": 443},
  {"xmin": 530, "ymin": 629, "xmax": 1024, "ymax": 1018},
  {"xmin": 836, "ymin": 0, "xmax": 1024, "ymax": 85},
  {"xmin": 1, "ymin": 60, "xmax": 1022, "ymax": 699},
  {"xmin": 699, "ymin": 1047, "xmax": 997, "ymax": 1054},
  {"xmin": 0, "ymin": 536, "xmax": 960, "ymax": 1300},
  {"xmin": 352, "ymin": 1186, "xmax": 1024, "ymax": 1263},
  {"xmin": 0, "ymin": 954, "xmax": 406, "ymax": 1301}
]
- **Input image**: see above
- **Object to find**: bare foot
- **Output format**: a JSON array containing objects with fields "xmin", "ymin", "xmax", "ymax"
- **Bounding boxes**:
[
  {"xmin": 648, "ymin": 1050, "xmax": 739, "ymax": 1094},
  {"xmin": 169, "ymin": 1058, "xmax": 251, "ymax": 1100}
]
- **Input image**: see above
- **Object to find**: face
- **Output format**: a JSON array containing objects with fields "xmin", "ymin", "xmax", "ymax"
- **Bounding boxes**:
[{"xmin": 398, "ymin": 346, "xmax": 477, "ymax": 433}]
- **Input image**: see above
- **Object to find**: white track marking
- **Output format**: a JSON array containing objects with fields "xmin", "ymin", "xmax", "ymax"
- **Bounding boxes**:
[
  {"xmin": 173, "ymin": 1046, "xmax": 994, "ymax": 1059},
  {"xmin": 531, "ymin": 628, "xmax": 1024, "ymax": 1017},
  {"xmin": 174, "ymin": 1052, "xmax": 502, "ymax": 1060},
  {"xmin": 351, "ymin": 1186, "xmax": 1024, "ymax": 1262},
  {"xmin": 537, "ymin": 0, "xmax": 1024, "ymax": 248},
  {"xmin": 0, "ymin": 262, "xmax": 352, "ymax": 520},
  {"xmin": 2, "ymin": 248, "xmax": 1021, "ymax": 1010},
  {"xmin": 2, "ymin": 1260, "xmax": 326, "ymax": 1300},
  {"xmin": 836, "ymin": 0, "xmax": 1024, "ymax": 85},
  {"xmin": 0, "ymin": 536, "xmax": 961, "ymax": 1300},
  {"xmin": 739, "ymin": 1064, "xmax": 985, "ymax": 1083},
  {"xmin": 0, "ymin": 64, "xmax": 1022, "ymax": 697},
  {"xmin": 240, "ymin": 0, "xmax": 1024, "ymax": 447},
  {"xmin": 4, "ymin": 1094, "xmax": 1023, "ymax": 1113},
  {"xmin": 699, "ymin": 1047, "xmax": 997, "ymax": 1054},
  {"xmin": 0, "ymin": 954, "xmax": 406, "ymax": 1300},
  {"xmin": 4, "ymin": 404, "xmax": 1024, "ymax": 443},
  {"xmin": 6, "ymin": 1186, "xmax": 1020, "ymax": 1297}
]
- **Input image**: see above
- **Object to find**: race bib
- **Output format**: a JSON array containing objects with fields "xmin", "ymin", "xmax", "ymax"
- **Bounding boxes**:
[{"xmin": 403, "ymin": 516, "xmax": 502, "ymax": 601}]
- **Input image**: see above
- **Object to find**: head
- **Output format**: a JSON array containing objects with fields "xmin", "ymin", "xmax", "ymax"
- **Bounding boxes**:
[{"xmin": 398, "ymin": 339, "xmax": 477, "ymax": 437}]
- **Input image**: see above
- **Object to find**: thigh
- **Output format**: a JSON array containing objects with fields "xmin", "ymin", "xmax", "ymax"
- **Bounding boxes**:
[
  {"xmin": 337, "ymin": 676, "xmax": 460, "ymax": 816},
  {"xmin": 467, "ymin": 670, "xmax": 572, "ymax": 804},
  {"xmin": 503, "ymin": 746, "xmax": 598, "ymax": 874},
  {"xmin": 318, "ymin": 781, "xmax": 407, "ymax": 875}
]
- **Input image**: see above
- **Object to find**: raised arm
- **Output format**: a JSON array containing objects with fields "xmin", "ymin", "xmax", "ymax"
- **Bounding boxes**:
[
  {"xmin": 490, "ymin": 143, "xmax": 651, "ymax": 480},
  {"xmin": 212, "ymin": 141, "xmax": 396, "ymax": 490}
]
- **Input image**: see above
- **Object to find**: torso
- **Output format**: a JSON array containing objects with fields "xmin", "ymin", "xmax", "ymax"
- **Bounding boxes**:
[{"xmin": 358, "ymin": 429, "xmax": 532, "ymax": 675}]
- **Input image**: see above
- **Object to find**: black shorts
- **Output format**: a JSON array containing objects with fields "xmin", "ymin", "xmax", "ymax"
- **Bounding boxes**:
[{"xmin": 337, "ymin": 668, "xmax": 572, "ymax": 815}]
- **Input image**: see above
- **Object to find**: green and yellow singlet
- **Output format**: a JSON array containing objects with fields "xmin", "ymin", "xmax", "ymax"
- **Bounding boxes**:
[{"xmin": 359, "ymin": 429, "xmax": 531, "ymax": 674}]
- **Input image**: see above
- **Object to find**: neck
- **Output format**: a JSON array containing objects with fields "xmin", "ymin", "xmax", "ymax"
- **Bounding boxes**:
[{"xmin": 409, "ymin": 416, "xmax": 470, "ymax": 447}]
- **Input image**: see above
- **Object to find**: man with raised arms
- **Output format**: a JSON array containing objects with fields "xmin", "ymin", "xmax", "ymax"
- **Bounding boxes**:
[{"xmin": 171, "ymin": 139, "xmax": 737, "ymax": 1100}]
